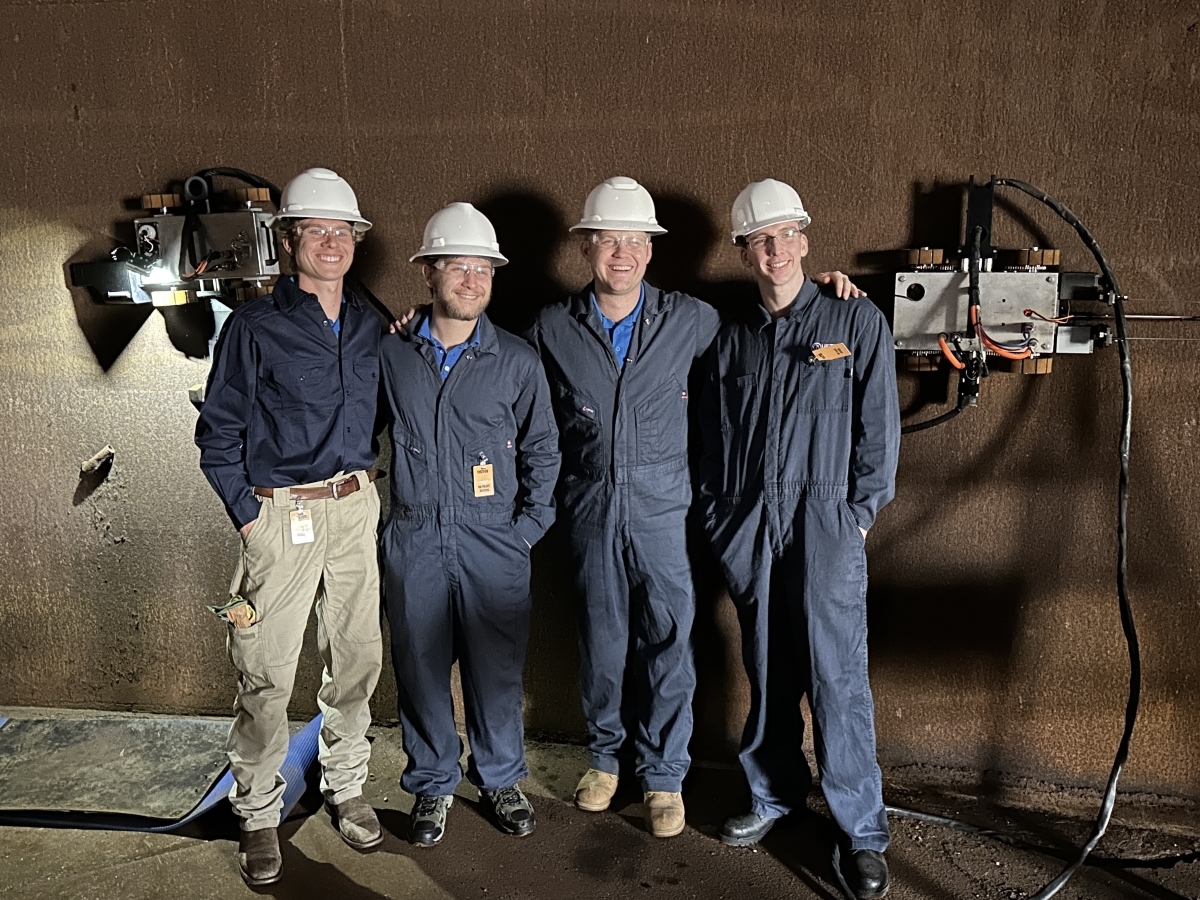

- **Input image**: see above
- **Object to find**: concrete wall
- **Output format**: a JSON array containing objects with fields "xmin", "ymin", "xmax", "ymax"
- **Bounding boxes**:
[{"xmin": 2, "ymin": 0, "xmax": 1198, "ymax": 799}]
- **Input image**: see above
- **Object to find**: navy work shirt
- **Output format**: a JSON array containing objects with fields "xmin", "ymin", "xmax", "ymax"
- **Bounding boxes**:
[
  {"xmin": 591, "ymin": 285, "xmax": 644, "ymax": 370},
  {"xmin": 195, "ymin": 276, "xmax": 384, "ymax": 529}
]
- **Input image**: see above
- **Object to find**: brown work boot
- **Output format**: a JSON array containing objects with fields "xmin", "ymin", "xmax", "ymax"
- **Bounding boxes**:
[
  {"xmin": 326, "ymin": 795, "xmax": 384, "ymax": 850},
  {"xmin": 644, "ymin": 791, "xmax": 685, "ymax": 838},
  {"xmin": 238, "ymin": 827, "xmax": 282, "ymax": 886},
  {"xmin": 574, "ymin": 768, "xmax": 620, "ymax": 812}
]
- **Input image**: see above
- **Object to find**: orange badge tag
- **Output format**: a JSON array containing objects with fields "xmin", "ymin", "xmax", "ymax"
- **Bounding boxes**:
[
  {"xmin": 812, "ymin": 343, "xmax": 851, "ymax": 362},
  {"xmin": 473, "ymin": 464, "xmax": 495, "ymax": 498}
]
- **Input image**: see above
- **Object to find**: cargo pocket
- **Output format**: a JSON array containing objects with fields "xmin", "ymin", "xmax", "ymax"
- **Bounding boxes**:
[{"xmin": 227, "ymin": 621, "xmax": 267, "ymax": 678}]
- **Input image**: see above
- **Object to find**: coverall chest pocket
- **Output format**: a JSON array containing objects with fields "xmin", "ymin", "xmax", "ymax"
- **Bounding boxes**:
[
  {"xmin": 636, "ymin": 377, "xmax": 687, "ymax": 464},
  {"xmin": 463, "ymin": 424, "xmax": 516, "ymax": 506},
  {"xmin": 721, "ymin": 372, "xmax": 758, "ymax": 432},
  {"xmin": 797, "ymin": 361, "xmax": 851, "ymax": 411},
  {"xmin": 266, "ymin": 359, "xmax": 332, "ymax": 411},
  {"xmin": 553, "ymin": 385, "xmax": 602, "ymax": 466}
]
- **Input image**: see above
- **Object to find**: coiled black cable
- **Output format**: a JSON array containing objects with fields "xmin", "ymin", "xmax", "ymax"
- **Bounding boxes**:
[{"xmin": 879, "ymin": 179, "xmax": 1143, "ymax": 900}]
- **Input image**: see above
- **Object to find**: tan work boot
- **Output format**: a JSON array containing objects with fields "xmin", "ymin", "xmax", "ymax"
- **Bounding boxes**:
[
  {"xmin": 644, "ymin": 791, "xmax": 685, "ymax": 838},
  {"xmin": 574, "ymin": 768, "xmax": 620, "ymax": 812}
]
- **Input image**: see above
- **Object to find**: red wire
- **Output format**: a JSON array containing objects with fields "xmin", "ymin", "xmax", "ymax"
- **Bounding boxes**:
[{"xmin": 971, "ymin": 307, "xmax": 1033, "ymax": 360}]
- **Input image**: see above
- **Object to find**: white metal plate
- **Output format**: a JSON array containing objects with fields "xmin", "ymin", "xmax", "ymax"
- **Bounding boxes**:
[{"xmin": 892, "ymin": 271, "xmax": 1060, "ymax": 353}]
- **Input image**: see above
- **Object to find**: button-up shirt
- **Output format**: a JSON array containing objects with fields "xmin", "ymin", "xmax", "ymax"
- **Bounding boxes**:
[
  {"xmin": 590, "ymin": 285, "xmax": 644, "ymax": 370},
  {"xmin": 416, "ymin": 314, "xmax": 481, "ymax": 381},
  {"xmin": 195, "ymin": 276, "xmax": 384, "ymax": 529}
]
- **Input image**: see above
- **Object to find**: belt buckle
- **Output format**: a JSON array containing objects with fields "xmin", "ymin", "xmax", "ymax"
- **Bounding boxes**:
[{"xmin": 330, "ymin": 479, "xmax": 343, "ymax": 501}]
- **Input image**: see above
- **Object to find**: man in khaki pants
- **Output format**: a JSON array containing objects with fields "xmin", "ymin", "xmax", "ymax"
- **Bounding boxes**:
[{"xmin": 195, "ymin": 168, "xmax": 385, "ymax": 886}]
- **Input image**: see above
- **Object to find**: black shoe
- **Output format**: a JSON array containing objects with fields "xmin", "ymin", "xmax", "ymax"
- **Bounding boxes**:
[
  {"xmin": 483, "ymin": 785, "xmax": 536, "ymax": 836},
  {"xmin": 237, "ymin": 827, "xmax": 282, "ymax": 886},
  {"xmin": 852, "ymin": 849, "xmax": 889, "ymax": 899},
  {"xmin": 326, "ymin": 795, "xmax": 383, "ymax": 851},
  {"xmin": 410, "ymin": 795, "xmax": 454, "ymax": 847},
  {"xmin": 719, "ymin": 811, "xmax": 778, "ymax": 846}
]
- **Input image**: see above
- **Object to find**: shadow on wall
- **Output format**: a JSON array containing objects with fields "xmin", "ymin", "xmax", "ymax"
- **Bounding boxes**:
[
  {"xmin": 476, "ymin": 188, "xmax": 571, "ymax": 334},
  {"xmin": 65, "ymin": 247, "xmax": 221, "ymax": 370},
  {"xmin": 469, "ymin": 189, "xmax": 583, "ymax": 734}
]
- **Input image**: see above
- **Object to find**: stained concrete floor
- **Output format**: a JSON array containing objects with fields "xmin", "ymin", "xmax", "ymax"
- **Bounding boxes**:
[{"xmin": 0, "ymin": 719, "xmax": 1198, "ymax": 900}]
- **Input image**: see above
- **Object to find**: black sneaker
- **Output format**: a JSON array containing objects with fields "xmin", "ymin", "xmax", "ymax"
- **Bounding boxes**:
[
  {"xmin": 483, "ymin": 785, "xmax": 536, "ymax": 836},
  {"xmin": 410, "ymin": 795, "xmax": 453, "ymax": 847}
]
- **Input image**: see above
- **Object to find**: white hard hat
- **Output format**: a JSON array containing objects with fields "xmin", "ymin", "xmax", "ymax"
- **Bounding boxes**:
[
  {"xmin": 730, "ymin": 178, "xmax": 810, "ymax": 241},
  {"xmin": 570, "ymin": 176, "xmax": 667, "ymax": 235},
  {"xmin": 267, "ymin": 167, "xmax": 372, "ymax": 232},
  {"xmin": 409, "ymin": 202, "xmax": 508, "ymax": 265}
]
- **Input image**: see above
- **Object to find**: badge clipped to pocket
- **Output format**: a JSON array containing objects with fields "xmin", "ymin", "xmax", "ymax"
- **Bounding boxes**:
[
  {"xmin": 812, "ymin": 342, "xmax": 851, "ymax": 362},
  {"xmin": 290, "ymin": 506, "xmax": 315, "ymax": 545},
  {"xmin": 473, "ymin": 463, "xmax": 495, "ymax": 498}
]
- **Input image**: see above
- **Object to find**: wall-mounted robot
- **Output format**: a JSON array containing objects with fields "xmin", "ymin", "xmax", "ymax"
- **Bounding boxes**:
[
  {"xmin": 890, "ymin": 176, "xmax": 1123, "ymax": 433},
  {"xmin": 69, "ymin": 168, "xmax": 280, "ymax": 312}
]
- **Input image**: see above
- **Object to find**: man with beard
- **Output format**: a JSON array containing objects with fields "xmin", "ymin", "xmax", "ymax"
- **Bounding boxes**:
[
  {"xmin": 196, "ymin": 168, "xmax": 385, "ymax": 885},
  {"xmin": 699, "ymin": 179, "xmax": 899, "ymax": 899},
  {"xmin": 378, "ymin": 202, "xmax": 560, "ymax": 846}
]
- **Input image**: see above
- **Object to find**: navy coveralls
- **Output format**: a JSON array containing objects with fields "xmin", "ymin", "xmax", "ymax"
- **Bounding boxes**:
[
  {"xmin": 526, "ymin": 284, "xmax": 720, "ymax": 791},
  {"xmin": 379, "ymin": 309, "xmax": 559, "ymax": 798},
  {"xmin": 698, "ymin": 278, "xmax": 899, "ymax": 851}
]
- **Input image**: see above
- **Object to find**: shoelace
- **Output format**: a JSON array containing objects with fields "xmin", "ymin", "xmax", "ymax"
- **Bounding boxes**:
[
  {"xmin": 412, "ymin": 796, "xmax": 444, "ymax": 818},
  {"xmin": 488, "ymin": 787, "xmax": 524, "ymax": 809}
]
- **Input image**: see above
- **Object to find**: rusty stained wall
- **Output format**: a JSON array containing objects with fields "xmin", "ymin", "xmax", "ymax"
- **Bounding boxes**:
[{"xmin": 1, "ymin": 0, "xmax": 1198, "ymax": 799}]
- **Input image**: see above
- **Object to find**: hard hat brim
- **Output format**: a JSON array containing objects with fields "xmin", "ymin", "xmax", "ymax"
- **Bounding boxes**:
[
  {"xmin": 409, "ymin": 245, "xmax": 509, "ymax": 266},
  {"xmin": 731, "ymin": 211, "xmax": 811, "ymax": 242},
  {"xmin": 570, "ymin": 220, "xmax": 667, "ymax": 235},
  {"xmin": 267, "ymin": 209, "xmax": 372, "ymax": 232}
]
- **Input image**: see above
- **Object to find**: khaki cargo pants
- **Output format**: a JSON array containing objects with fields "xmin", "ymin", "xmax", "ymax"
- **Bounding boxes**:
[{"xmin": 225, "ymin": 472, "xmax": 382, "ymax": 831}]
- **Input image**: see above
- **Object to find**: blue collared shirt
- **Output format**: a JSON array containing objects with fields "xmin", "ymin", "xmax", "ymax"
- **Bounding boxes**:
[
  {"xmin": 591, "ymin": 285, "xmax": 644, "ymax": 369},
  {"xmin": 417, "ymin": 315, "xmax": 481, "ymax": 380}
]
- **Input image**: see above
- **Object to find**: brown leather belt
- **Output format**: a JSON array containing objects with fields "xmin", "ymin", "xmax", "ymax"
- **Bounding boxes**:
[{"xmin": 254, "ymin": 469, "xmax": 381, "ymax": 502}]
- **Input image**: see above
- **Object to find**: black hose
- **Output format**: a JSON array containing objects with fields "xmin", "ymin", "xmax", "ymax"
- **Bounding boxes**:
[
  {"xmin": 195, "ymin": 167, "xmax": 282, "ymax": 206},
  {"xmin": 899, "ymin": 396, "xmax": 965, "ymax": 434},
  {"xmin": 1001, "ymin": 177, "xmax": 1139, "ymax": 900},
  {"xmin": 887, "ymin": 178, "xmax": 1143, "ymax": 900},
  {"xmin": 967, "ymin": 223, "xmax": 982, "ymax": 337},
  {"xmin": 899, "ymin": 226, "xmax": 985, "ymax": 436}
]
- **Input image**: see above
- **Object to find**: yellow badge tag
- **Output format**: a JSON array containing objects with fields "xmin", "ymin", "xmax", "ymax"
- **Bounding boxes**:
[
  {"xmin": 812, "ymin": 343, "xmax": 851, "ymax": 362},
  {"xmin": 289, "ymin": 508, "xmax": 314, "ymax": 545},
  {"xmin": 473, "ymin": 464, "xmax": 495, "ymax": 498}
]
